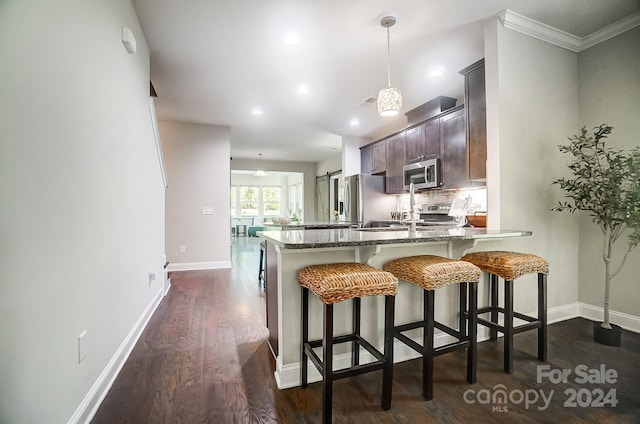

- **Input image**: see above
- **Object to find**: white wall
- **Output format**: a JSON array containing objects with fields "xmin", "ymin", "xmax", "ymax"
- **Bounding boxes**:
[
  {"xmin": 341, "ymin": 136, "xmax": 368, "ymax": 176},
  {"xmin": 577, "ymin": 27, "xmax": 640, "ymax": 316},
  {"xmin": 481, "ymin": 18, "xmax": 580, "ymax": 315},
  {"xmin": 161, "ymin": 121, "xmax": 231, "ymax": 269},
  {"xmin": 0, "ymin": 1, "xmax": 165, "ymax": 423},
  {"xmin": 316, "ymin": 152, "xmax": 342, "ymax": 177}
]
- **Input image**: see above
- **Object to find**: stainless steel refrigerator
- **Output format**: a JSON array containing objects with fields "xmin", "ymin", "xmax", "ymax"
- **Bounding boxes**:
[{"xmin": 337, "ymin": 174, "xmax": 397, "ymax": 227}]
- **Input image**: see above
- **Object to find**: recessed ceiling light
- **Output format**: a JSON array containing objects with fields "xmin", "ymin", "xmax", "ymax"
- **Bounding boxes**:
[
  {"xmin": 349, "ymin": 118, "xmax": 360, "ymax": 127},
  {"xmin": 251, "ymin": 107, "xmax": 263, "ymax": 116},
  {"xmin": 429, "ymin": 66, "xmax": 445, "ymax": 77},
  {"xmin": 297, "ymin": 84, "xmax": 309, "ymax": 94},
  {"xmin": 284, "ymin": 31, "xmax": 300, "ymax": 45}
]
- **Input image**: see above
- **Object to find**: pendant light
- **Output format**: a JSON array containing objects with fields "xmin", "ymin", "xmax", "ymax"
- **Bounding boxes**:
[
  {"xmin": 254, "ymin": 153, "xmax": 267, "ymax": 177},
  {"xmin": 377, "ymin": 15, "xmax": 402, "ymax": 117}
]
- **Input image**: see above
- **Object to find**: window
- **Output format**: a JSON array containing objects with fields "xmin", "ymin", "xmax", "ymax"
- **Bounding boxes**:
[
  {"xmin": 262, "ymin": 186, "xmax": 281, "ymax": 217},
  {"xmin": 239, "ymin": 186, "xmax": 259, "ymax": 216}
]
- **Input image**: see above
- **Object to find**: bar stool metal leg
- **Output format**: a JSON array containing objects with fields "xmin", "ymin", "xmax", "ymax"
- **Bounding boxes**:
[
  {"xmin": 538, "ymin": 273, "xmax": 548, "ymax": 361},
  {"xmin": 459, "ymin": 282, "xmax": 467, "ymax": 337},
  {"xmin": 504, "ymin": 280, "xmax": 514, "ymax": 373},
  {"xmin": 381, "ymin": 295, "xmax": 395, "ymax": 410},
  {"xmin": 467, "ymin": 282, "xmax": 478, "ymax": 384},
  {"xmin": 423, "ymin": 290, "xmax": 435, "ymax": 401},
  {"xmin": 322, "ymin": 303, "xmax": 334, "ymax": 424},
  {"xmin": 352, "ymin": 298, "xmax": 361, "ymax": 367},
  {"xmin": 489, "ymin": 274, "xmax": 499, "ymax": 341},
  {"xmin": 301, "ymin": 287, "xmax": 309, "ymax": 388}
]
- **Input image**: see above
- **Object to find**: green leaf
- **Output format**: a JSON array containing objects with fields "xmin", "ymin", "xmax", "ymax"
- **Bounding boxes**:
[{"xmin": 551, "ymin": 124, "xmax": 640, "ymax": 251}]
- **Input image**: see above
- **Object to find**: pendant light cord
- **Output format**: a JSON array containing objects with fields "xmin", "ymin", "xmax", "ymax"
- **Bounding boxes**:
[{"xmin": 386, "ymin": 26, "xmax": 392, "ymax": 88}]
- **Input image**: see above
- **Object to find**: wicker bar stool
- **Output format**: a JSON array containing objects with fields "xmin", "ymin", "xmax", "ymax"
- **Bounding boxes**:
[
  {"xmin": 461, "ymin": 251, "xmax": 549, "ymax": 373},
  {"xmin": 299, "ymin": 263, "xmax": 398, "ymax": 424},
  {"xmin": 383, "ymin": 255, "xmax": 480, "ymax": 401}
]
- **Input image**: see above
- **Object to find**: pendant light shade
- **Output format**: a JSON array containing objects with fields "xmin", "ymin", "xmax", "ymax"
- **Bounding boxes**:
[
  {"xmin": 254, "ymin": 153, "xmax": 267, "ymax": 177},
  {"xmin": 377, "ymin": 15, "xmax": 402, "ymax": 116},
  {"xmin": 377, "ymin": 87, "xmax": 402, "ymax": 116}
]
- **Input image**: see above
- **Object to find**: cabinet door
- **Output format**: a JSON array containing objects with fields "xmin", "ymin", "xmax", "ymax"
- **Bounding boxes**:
[
  {"xmin": 466, "ymin": 64, "xmax": 487, "ymax": 180},
  {"xmin": 361, "ymin": 144, "xmax": 374, "ymax": 174},
  {"xmin": 372, "ymin": 140, "xmax": 386, "ymax": 174},
  {"xmin": 405, "ymin": 125, "xmax": 425, "ymax": 164},
  {"xmin": 423, "ymin": 118, "xmax": 441, "ymax": 158},
  {"xmin": 385, "ymin": 132, "xmax": 406, "ymax": 194},
  {"xmin": 440, "ymin": 108, "xmax": 467, "ymax": 189}
]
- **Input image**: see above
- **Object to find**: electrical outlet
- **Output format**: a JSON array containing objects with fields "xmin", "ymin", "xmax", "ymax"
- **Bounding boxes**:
[
  {"xmin": 78, "ymin": 331, "xmax": 88, "ymax": 363},
  {"xmin": 148, "ymin": 269, "xmax": 156, "ymax": 285},
  {"xmin": 179, "ymin": 245, "xmax": 186, "ymax": 253}
]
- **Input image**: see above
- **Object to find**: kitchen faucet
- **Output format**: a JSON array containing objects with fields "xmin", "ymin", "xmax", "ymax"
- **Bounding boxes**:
[{"xmin": 407, "ymin": 182, "xmax": 418, "ymax": 232}]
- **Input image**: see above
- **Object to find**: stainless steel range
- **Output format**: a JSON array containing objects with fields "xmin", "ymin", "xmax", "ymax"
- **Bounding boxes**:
[
  {"xmin": 419, "ymin": 203, "xmax": 458, "ymax": 226},
  {"xmin": 366, "ymin": 203, "xmax": 462, "ymax": 229}
]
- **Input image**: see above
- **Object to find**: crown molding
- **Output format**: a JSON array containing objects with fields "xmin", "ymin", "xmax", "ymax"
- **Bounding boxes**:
[
  {"xmin": 580, "ymin": 11, "xmax": 640, "ymax": 50},
  {"xmin": 498, "ymin": 9, "xmax": 640, "ymax": 52},
  {"xmin": 498, "ymin": 9, "xmax": 582, "ymax": 52}
]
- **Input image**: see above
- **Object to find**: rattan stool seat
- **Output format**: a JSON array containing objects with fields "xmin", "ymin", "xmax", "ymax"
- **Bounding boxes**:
[
  {"xmin": 298, "ymin": 263, "xmax": 398, "ymax": 304},
  {"xmin": 383, "ymin": 255, "xmax": 481, "ymax": 291},
  {"xmin": 461, "ymin": 251, "xmax": 548, "ymax": 281}
]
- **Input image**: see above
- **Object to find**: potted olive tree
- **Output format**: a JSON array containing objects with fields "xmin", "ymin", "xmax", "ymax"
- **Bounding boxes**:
[{"xmin": 552, "ymin": 124, "xmax": 640, "ymax": 346}]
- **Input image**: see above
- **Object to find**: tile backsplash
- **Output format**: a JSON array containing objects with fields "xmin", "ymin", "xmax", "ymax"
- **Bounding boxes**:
[{"xmin": 396, "ymin": 187, "xmax": 487, "ymax": 214}]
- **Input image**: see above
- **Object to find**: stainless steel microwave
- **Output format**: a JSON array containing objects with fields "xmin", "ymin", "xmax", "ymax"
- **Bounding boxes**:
[{"xmin": 403, "ymin": 158, "xmax": 442, "ymax": 190}]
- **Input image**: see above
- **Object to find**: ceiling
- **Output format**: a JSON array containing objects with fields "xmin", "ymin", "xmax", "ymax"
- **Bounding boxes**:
[{"xmin": 132, "ymin": 0, "xmax": 640, "ymax": 163}]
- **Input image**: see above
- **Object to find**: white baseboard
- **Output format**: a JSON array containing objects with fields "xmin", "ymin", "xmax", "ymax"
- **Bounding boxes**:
[
  {"xmin": 67, "ymin": 285, "xmax": 166, "ymax": 424},
  {"xmin": 578, "ymin": 302, "xmax": 640, "ymax": 333},
  {"xmin": 166, "ymin": 260, "xmax": 232, "ymax": 272},
  {"xmin": 547, "ymin": 302, "xmax": 580, "ymax": 324}
]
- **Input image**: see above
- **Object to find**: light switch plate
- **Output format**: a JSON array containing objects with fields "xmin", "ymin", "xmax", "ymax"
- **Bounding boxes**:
[
  {"xmin": 202, "ymin": 207, "xmax": 213, "ymax": 215},
  {"xmin": 78, "ymin": 331, "xmax": 88, "ymax": 363}
]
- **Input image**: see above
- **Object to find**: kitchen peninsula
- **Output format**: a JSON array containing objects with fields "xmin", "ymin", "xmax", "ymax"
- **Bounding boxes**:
[{"xmin": 258, "ymin": 226, "xmax": 531, "ymax": 389}]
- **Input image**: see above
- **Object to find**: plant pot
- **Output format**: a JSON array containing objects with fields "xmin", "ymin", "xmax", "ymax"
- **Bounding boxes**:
[{"xmin": 593, "ymin": 322, "xmax": 622, "ymax": 346}]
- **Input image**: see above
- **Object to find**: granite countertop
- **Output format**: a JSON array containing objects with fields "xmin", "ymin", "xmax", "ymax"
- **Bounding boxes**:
[
  {"xmin": 264, "ymin": 221, "xmax": 357, "ymax": 229},
  {"xmin": 258, "ymin": 227, "xmax": 532, "ymax": 249}
]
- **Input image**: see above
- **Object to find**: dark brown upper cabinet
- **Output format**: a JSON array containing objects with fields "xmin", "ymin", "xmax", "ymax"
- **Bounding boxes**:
[
  {"xmin": 459, "ymin": 59, "xmax": 487, "ymax": 181},
  {"xmin": 385, "ymin": 132, "xmax": 406, "ymax": 194},
  {"xmin": 361, "ymin": 139, "xmax": 386, "ymax": 175},
  {"xmin": 440, "ymin": 107, "xmax": 467, "ymax": 189},
  {"xmin": 405, "ymin": 124, "xmax": 425, "ymax": 164},
  {"xmin": 405, "ymin": 117, "xmax": 441, "ymax": 165}
]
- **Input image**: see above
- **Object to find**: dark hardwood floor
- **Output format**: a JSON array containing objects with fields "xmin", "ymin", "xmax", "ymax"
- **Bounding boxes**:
[{"xmin": 92, "ymin": 237, "xmax": 640, "ymax": 423}]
